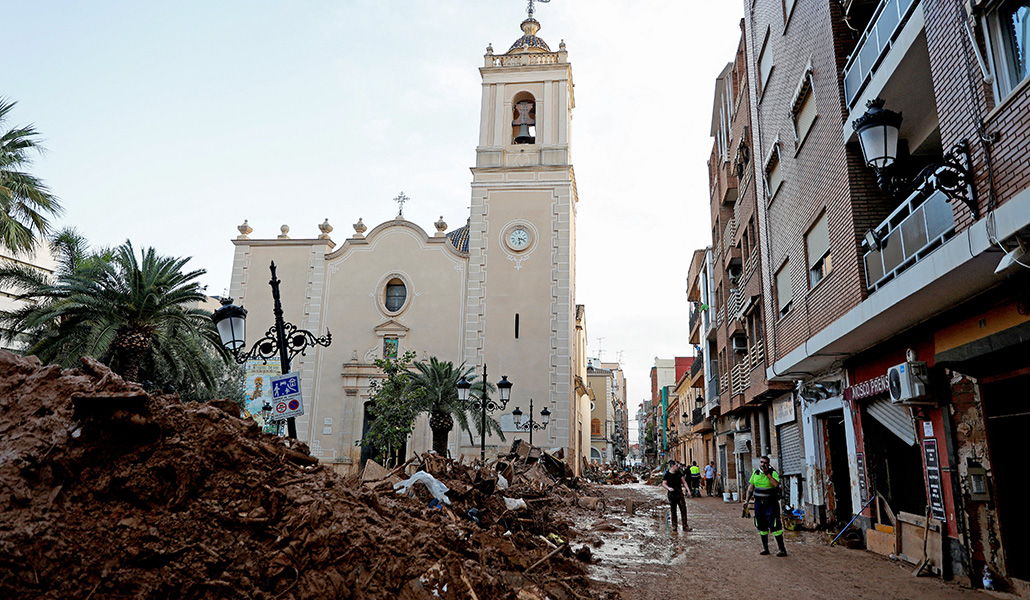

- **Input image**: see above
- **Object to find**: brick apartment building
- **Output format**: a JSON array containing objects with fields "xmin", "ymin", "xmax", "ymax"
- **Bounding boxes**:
[{"xmin": 690, "ymin": 0, "xmax": 1030, "ymax": 590}]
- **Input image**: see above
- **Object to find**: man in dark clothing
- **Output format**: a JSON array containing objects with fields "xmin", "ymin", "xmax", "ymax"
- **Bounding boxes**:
[
  {"xmin": 743, "ymin": 455, "xmax": 787, "ymax": 556},
  {"xmin": 661, "ymin": 462, "xmax": 689, "ymax": 531}
]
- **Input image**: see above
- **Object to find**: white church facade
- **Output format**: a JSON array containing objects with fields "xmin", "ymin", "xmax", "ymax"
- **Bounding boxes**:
[{"xmin": 227, "ymin": 14, "xmax": 591, "ymax": 475}]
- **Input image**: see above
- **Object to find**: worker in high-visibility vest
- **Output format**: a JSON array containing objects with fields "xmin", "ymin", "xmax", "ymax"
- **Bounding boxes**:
[
  {"xmin": 743, "ymin": 455, "xmax": 787, "ymax": 557},
  {"xmin": 688, "ymin": 461, "xmax": 702, "ymax": 497}
]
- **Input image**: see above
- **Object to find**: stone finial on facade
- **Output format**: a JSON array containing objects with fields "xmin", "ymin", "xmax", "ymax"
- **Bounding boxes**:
[
  {"xmin": 353, "ymin": 218, "xmax": 367, "ymax": 239},
  {"xmin": 434, "ymin": 216, "xmax": 448, "ymax": 236},
  {"xmin": 237, "ymin": 220, "xmax": 253, "ymax": 239},
  {"xmin": 486, "ymin": 43, "xmax": 494, "ymax": 55},
  {"xmin": 318, "ymin": 218, "xmax": 333, "ymax": 240},
  {"xmin": 559, "ymin": 40, "xmax": 566, "ymax": 51},
  {"xmin": 278, "ymin": 224, "xmax": 290, "ymax": 239},
  {"xmin": 350, "ymin": 350, "xmax": 358, "ymax": 362}
]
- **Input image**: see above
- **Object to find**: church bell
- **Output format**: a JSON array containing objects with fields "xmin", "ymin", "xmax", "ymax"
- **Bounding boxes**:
[{"xmin": 514, "ymin": 123, "xmax": 535, "ymax": 144}]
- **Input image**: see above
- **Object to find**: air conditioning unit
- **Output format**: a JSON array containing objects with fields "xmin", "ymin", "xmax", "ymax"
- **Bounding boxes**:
[
  {"xmin": 888, "ymin": 361, "xmax": 929, "ymax": 403},
  {"xmin": 731, "ymin": 336, "xmax": 748, "ymax": 353}
]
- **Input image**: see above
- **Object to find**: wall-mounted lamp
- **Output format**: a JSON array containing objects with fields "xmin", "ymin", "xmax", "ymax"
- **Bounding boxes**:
[{"xmin": 854, "ymin": 98, "xmax": 978, "ymax": 219}]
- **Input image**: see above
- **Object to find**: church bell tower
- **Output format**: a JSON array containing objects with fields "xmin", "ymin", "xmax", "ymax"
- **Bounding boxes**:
[{"xmin": 464, "ymin": 10, "xmax": 579, "ymax": 465}]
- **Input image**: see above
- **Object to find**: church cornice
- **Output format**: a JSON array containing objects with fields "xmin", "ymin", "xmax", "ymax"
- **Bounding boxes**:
[{"xmin": 325, "ymin": 218, "xmax": 468, "ymax": 260}]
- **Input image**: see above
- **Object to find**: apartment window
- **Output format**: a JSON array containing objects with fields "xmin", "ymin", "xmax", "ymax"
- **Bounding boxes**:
[
  {"xmin": 987, "ymin": 1, "xmax": 1030, "ymax": 99},
  {"xmin": 791, "ymin": 69, "xmax": 817, "ymax": 146},
  {"xmin": 758, "ymin": 29, "xmax": 774, "ymax": 97},
  {"xmin": 764, "ymin": 144, "xmax": 783, "ymax": 199},
  {"xmin": 591, "ymin": 418, "xmax": 601, "ymax": 436},
  {"xmin": 806, "ymin": 213, "xmax": 832, "ymax": 287},
  {"xmin": 775, "ymin": 260, "xmax": 793, "ymax": 317}
]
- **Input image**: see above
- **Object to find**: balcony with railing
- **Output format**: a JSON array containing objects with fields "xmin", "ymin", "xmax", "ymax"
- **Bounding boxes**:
[
  {"xmin": 723, "ymin": 218, "xmax": 737, "ymax": 252},
  {"xmin": 689, "ymin": 302, "xmax": 700, "ymax": 343},
  {"xmin": 842, "ymin": 0, "xmax": 921, "ymax": 110},
  {"xmin": 863, "ymin": 185, "xmax": 956, "ymax": 292},
  {"xmin": 726, "ymin": 288, "xmax": 742, "ymax": 320},
  {"xmin": 691, "ymin": 351, "xmax": 704, "ymax": 379}
]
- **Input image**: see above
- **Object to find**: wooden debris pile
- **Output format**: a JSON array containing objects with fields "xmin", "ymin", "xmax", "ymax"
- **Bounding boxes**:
[{"xmin": 0, "ymin": 351, "xmax": 610, "ymax": 600}]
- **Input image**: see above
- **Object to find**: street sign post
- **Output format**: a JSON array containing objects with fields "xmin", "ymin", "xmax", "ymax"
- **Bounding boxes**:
[{"xmin": 270, "ymin": 372, "xmax": 304, "ymax": 422}]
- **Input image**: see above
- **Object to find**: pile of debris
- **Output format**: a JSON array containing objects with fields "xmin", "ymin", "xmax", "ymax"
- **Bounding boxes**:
[
  {"xmin": 360, "ymin": 439, "xmax": 607, "ymax": 540},
  {"xmin": 582, "ymin": 464, "xmax": 638, "ymax": 486},
  {"xmin": 0, "ymin": 352, "xmax": 611, "ymax": 600}
]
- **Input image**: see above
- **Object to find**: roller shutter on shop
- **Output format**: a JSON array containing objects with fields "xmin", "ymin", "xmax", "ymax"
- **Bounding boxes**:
[
  {"xmin": 866, "ymin": 396, "xmax": 917, "ymax": 446},
  {"xmin": 778, "ymin": 421, "xmax": 803, "ymax": 475}
]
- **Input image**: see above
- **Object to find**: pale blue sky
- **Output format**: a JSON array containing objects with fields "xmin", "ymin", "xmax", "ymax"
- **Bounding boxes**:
[{"xmin": 6, "ymin": 1, "xmax": 744, "ymax": 429}]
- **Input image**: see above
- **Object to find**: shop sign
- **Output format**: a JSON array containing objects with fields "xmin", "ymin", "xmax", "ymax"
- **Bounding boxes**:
[
  {"xmin": 772, "ymin": 395, "xmax": 795, "ymax": 426},
  {"xmin": 844, "ymin": 374, "xmax": 890, "ymax": 403},
  {"xmin": 923, "ymin": 439, "xmax": 947, "ymax": 522},
  {"xmin": 856, "ymin": 452, "xmax": 868, "ymax": 504}
]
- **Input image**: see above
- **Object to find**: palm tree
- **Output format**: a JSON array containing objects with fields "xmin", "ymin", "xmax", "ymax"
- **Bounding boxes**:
[
  {"xmin": 0, "ymin": 98, "xmax": 62, "ymax": 254},
  {"xmin": 410, "ymin": 357, "xmax": 474, "ymax": 455},
  {"xmin": 409, "ymin": 357, "xmax": 507, "ymax": 455},
  {"xmin": 0, "ymin": 238, "xmax": 224, "ymax": 388}
]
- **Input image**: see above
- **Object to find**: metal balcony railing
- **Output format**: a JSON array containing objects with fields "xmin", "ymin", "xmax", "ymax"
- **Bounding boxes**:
[
  {"xmin": 863, "ymin": 185, "xmax": 956, "ymax": 292},
  {"xmin": 689, "ymin": 303, "xmax": 700, "ymax": 335},
  {"xmin": 691, "ymin": 407, "xmax": 704, "ymax": 426},
  {"xmin": 723, "ymin": 218, "xmax": 737, "ymax": 252},
  {"xmin": 727, "ymin": 288, "xmax": 741, "ymax": 319},
  {"xmin": 842, "ymin": 0, "xmax": 920, "ymax": 109},
  {"xmin": 691, "ymin": 351, "xmax": 704, "ymax": 378}
]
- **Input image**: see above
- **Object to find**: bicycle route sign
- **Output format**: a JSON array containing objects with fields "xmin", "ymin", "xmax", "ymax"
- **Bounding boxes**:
[{"xmin": 270, "ymin": 372, "xmax": 304, "ymax": 421}]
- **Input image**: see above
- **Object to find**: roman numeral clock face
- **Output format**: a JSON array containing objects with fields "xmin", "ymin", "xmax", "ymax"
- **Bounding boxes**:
[{"xmin": 508, "ymin": 227, "xmax": 530, "ymax": 250}]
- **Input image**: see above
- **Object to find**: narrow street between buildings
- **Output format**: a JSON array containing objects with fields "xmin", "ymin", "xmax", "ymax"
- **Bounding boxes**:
[{"xmin": 578, "ymin": 483, "xmax": 986, "ymax": 600}]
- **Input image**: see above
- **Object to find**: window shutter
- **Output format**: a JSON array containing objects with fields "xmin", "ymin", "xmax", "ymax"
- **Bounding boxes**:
[
  {"xmin": 806, "ymin": 213, "xmax": 830, "ymax": 268},
  {"xmin": 766, "ymin": 153, "xmax": 783, "ymax": 197},
  {"xmin": 758, "ymin": 32, "xmax": 774, "ymax": 91},
  {"xmin": 776, "ymin": 261, "xmax": 793, "ymax": 312},
  {"xmin": 795, "ymin": 88, "xmax": 817, "ymax": 141}
]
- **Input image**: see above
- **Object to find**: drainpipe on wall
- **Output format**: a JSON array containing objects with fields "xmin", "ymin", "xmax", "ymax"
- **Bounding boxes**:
[{"xmin": 758, "ymin": 408, "xmax": 770, "ymax": 458}]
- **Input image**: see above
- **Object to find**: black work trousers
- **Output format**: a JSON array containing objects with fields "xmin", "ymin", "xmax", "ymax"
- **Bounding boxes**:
[{"xmin": 668, "ymin": 491, "xmax": 688, "ymax": 530}]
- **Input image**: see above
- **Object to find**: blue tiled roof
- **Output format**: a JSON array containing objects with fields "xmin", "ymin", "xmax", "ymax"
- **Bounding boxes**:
[{"xmin": 446, "ymin": 224, "xmax": 469, "ymax": 253}]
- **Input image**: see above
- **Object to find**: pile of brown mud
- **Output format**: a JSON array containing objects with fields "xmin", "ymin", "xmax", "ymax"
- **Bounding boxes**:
[{"xmin": 0, "ymin": 352, "xmax": 603, "ymax": 600}]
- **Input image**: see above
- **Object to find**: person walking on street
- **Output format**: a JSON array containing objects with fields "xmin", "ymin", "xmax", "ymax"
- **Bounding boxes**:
[
  {"xmin": 661, "ymin": 461, "xmax": 690, "ymax": 532},
  {"xmin": 743, "ymin": 455, "xmax": 787, "ymax": 556},
  {"xmin": 688, "ymin": 461, "xmax": 702, "ymax": 497},
  {"xmin": 704, "ymin": 461, "xmax": 716, "ymax": 496}
]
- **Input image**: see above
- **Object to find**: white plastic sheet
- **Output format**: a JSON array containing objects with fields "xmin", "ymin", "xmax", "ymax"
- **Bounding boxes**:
[{"xmin": 393, "ymin": 471, "xmax": 451, "ymax": 505}]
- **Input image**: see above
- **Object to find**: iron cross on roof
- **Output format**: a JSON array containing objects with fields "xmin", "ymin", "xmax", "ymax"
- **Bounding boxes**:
[
  {"xmin": 527, "ymin": 0, "xmax": 550, "ymax": 19},
  {"xmin": 393, "ymin": 191, "xmax": 409, "ymax": 218}
]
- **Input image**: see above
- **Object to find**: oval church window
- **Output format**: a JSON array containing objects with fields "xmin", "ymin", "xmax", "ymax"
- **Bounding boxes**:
[{"xmin": 385, "ymin": 279, "xmax": 407, "ymax": 312}]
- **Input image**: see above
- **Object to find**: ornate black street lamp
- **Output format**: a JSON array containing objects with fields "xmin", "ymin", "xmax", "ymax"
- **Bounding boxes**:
[
  {"xmin": 511, "ymin": 397, "xmax": 550, "ymax": 446},
  {"xmin": 212, "ymin": 261, "xmax": 332, "ymax": 439},
  {"xmin": 854, "ymin": 97, "xmax": 977, "ymax": 218},
  {"xmin": 456, "ymin": 366, "xmax": 512, "ymax": 461}
]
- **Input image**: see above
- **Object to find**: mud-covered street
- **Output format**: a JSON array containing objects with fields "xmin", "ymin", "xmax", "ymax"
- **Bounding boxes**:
[{"xmin": 579, "ymin": 483, "xmax": 986, "ymax": 600}]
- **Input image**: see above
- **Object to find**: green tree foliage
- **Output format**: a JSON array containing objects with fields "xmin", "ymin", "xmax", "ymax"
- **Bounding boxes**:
[
  {"xmin": 409, "ymin": 357, "xmax": 472, "ymax": 456},
  {"xmin": 0, "ymin": 233, "xmax": 228, "ymax": 396},
  {"xmin": 0, "ymin": 99, "xmax": 62, "ymax": 254},
  {"xmin": 360, "ymin": 351, "xmax": 425, "ymax": 463}
]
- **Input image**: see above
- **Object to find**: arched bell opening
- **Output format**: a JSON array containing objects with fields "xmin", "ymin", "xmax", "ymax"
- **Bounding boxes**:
[{"xmin": 511, "ymin": 92, "xmax": 537, "ymax": 144}]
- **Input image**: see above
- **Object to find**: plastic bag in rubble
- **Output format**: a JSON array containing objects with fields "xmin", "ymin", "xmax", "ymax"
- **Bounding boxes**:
[
  {"xmin": 503, "ymin": 497, "xmax": 528, "ymax": 511},
  {"xmin": 394, "ymin": 471, "xmax": 451, "ymax": 505},
  {"xmin": 497, "ymin": 473, "xmax": 509, "ymax": 490}
]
